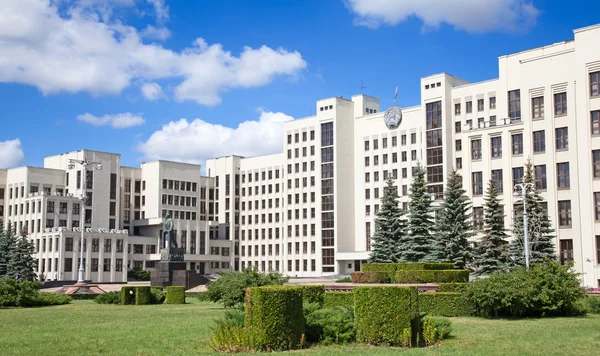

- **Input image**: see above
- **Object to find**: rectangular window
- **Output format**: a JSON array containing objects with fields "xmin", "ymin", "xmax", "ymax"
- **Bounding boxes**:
[
  {"xmin": 534, "ymin": 165, "xmax": 547, "ymax": 190},
  {"xmin": 426, "ymin": 101, "xmax": 442, "ymax": 130},
  {"xmin": 591, "ymin": 71, "xmax": 600, "ymax": 97},
  {"xmin": 472, "ymin": 172, "xmax": 483, "ymax": 195},
  {"xmin": 477, "ymin": 99, "xmax": 484, "ymax": 111},
  {"xmin": 592, "ymin": 111, "xmax": 600, "ymax": 135},
  {"xmin": 471, "ymin": 139, "xmax": 482, "ymax": 160},
  {"xmin": 491, "ymin": 169, "xmax": 503, "ymax": 193},
  {"xmin": 595, "ymin": 193, "xmax": 600, "ymax": 221},
  {"xmin": 559, "ymin": 239, "xmax": 573, "ymax": 265},
  {"xmin": 513, "ymin": 167, "xmax": 524, "ymax": 186},
  {"xmin": 455, "ymin": 139, "xmax": 462, "ymax": 151},
  {"xmin": 491, "ymin": 137, "xmax": 502, "ymax": 158},
  {"xmin": 556, "ymin": 127, "xmax": 568, "ymax": 150},
  {"xmin": 593, "ymin": 150, "xmax": 600, "ymax": 178},
  {"xmin": 554, "ymin": 92, "xmax": 567, "ymax": 116},
  {"xmin": 508, "ymin": 90, "xmax": 521, "ymax": 121},
  {"xmin": 489, "ymin": 97, "xmax": 496, "ymax": 109},
  {"xmin": 455, "ymin": 121, "xmax": 461, "ymax": 133},
  {"xmin": 455, "ymin": 103, "xmax": 461, "ymax": 115},
  {"xmin": 512, "ymin": 133, "xmax": 523, "ymax": 155},
  {"xmin": 532, "ymin": 96, "xmax": 544, "ymax": 119},
  {"xmin": 473, "ymin": 207, "xmax": 484, "ymax": 231},
  {"xmin": 557, "ymin": 162, "xmax": 570, "ymax": 189},
  {"xmin": 558, "ymin": 200, "xmax": 572, "ymax": 227},
  {"xmin": 533, "ymin": 130, "xmax": 545, "ymax": 153},
  {"xmin": 466, "ymin": 101, "xmax": 472, "ymax": 114}
]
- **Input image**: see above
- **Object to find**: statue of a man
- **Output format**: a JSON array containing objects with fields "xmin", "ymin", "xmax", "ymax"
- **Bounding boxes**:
[{"xmin": 163, "ymin": 214, "xmax": 178, "ymax": 249}]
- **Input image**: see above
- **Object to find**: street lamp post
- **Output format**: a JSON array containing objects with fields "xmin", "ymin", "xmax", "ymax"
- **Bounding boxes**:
[
  {"xmin": 68, "ymin": 158, "xmax": 102, "ymax": 284},
  {"xmin": 513, "ymin": 182, "xmax": 535, "ymax": 270}
]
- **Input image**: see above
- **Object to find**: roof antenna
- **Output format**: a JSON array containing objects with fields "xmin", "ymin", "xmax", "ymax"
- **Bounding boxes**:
[{"xmin": 360, "ymin": 80, "xmax": 366, "ymax": 94}]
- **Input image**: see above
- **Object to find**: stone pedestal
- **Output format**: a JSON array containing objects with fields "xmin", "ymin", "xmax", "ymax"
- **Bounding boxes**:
[
  {"xmin": 150, "ymin": 247, "xmax": 187, "ymax": 288},
  {"xmin": 57, "ymin": 281, "xmax": 105, "ymax": 295}
]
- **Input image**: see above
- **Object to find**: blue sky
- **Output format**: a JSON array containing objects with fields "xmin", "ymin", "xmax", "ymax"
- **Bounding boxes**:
[{"xmin": 1, "ymin": 0, "xmax": 599, "ymax": 169}]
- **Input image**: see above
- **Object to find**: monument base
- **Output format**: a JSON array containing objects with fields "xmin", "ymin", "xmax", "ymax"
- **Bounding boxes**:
[
  {"xmin": 56, "ymin": 281, "xmax": 105, "ymax": 295},
  {"xmin": 151, "ymin": 261, "xmax": 187, "ymax": 288}
]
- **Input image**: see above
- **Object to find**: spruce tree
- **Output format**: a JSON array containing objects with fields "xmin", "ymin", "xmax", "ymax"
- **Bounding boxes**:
[
  {"xmin": 473, "ymin": 180, "xmax": 510, "ymax": 276},
  {"xmin": 7, "ymin": 229, "xmax": 36, "ymax": 280},
  {"xmin": 510, "ymin": 160, "xmax": 556, "ymax": 266},
  {"xmin": 434, "ymin": 170, "xmax": 474, "ymax": 269},
  {"xmin": 369, "ymin": 175, "xmax": 407, "ymax": 263},
  {"xmin": 0, "ymin": 223, "xmax": 16, "ymax": 278},
  {"xmin": 402, "ymin": 165, "xmax": 435, "ymax": 262}
]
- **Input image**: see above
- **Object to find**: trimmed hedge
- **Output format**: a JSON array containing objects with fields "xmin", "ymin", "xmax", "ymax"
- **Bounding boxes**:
[
  {"xmin": 323, "ymin": 291, "xmax": 354, "ymax": 308},
  {"xmin": 121, "ymin": 286, "xmax": 136, "ymax": 305},
  {"xmin": 351, "ymin": 272, "xmax": 390, "ymax": 283},
  {"xmin": 354, "ymin": 286, "xmax": 419, "ymax": 346},
  {"xmin": 166, "ymin": 286, "xmax": 186, "ymax": 304},
  {"xmin": 438, "ymin": 283, "xmax": 468, "ymax": 293},
  {"xmin": 299, "ymin": 285, "xmax": 325, "ymax": 305},
  {"xmin": 135, "ymin": 286, "xmax": 152, "ymax": 305},
  {"xmin": 394, "ymin": 270, "xmax": 469, "ymax": 284},
  {"xmin": 245, "ymin": 286, "xmax": 305, "ymax": 351},
  {"xmin": 418, "ymin": 292, "xmax": 473, "ymax": 317},
  {"xmin": 70, "ymin": 293, "xmax": 99, "ymax": 300}
]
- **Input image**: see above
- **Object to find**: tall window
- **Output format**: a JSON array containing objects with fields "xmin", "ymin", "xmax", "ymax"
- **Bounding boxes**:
[
  {"xmin": 558, "ymin": 200, "xmax": 572, "ymax": 227},
  {"xmin": 534, "ymin": 165, "xmax": 547, "ymax": 190},
  {"xmin": 593, "ymin": 150, "xmax": 600, "ymax": 178},
  {"xmin": 489, "ymin": 97, "xmax": 496, "ymax": 109},
  {"xmin": 471, "ymin": 139, "xmax": 482, "ymax": 160},
  {"xmin": 473, "ymin": 207, "xmax": 484, "ymax": 230},
  {"xmin": 477, "ymin": 99, "xmax": 484, "ymax": 111},
  {"xmin": 466, "ymin": 101, "xmax": 472, "ymax": 114},
  {"xmin": 513, "ymin": 167, "xmax": 524, "ymax": 186},
  {"xmin": 472, "ymin": 172, "xmax": 483, "ymax": 196},
  {"xmin": 557, "ymin": 162, "xmax": 570, "ymax": 189},
  {"xmin": 590, "ymin": 71, "xmax": 599, "ymax": 97},
  {"xmin": 491, "ymin": 137, "xmax": 502, "ymax": 158},
  {"xmin": 556, "ymin": 127, "xmax": 568, "ymax": 150},
  {"xmin": 532, "ymin": 96, "xmax": 544, "ymax": 119},
  {"xmin": 508, "ymin": 90, "xmax": 521, "ymax": 121},
  {"xmin": 533, "ymin": 130, "xmax": 545, "ymax": 153},
  {"xmin": 491, "ymin": 169, "xmax": 503, "ymax": 193},
  {"xmin": 592, "ymin": 111, "xmax": 600, "ymax": 135},
  {"xmin": 559, "ymin": 240, "xmax": 573, "ymax": 265},
  {"xmin": 595, "ymin": 193, "xmax": 600, "ymax": 221},
  {"xmin": 512, "ymin": 133, "xmax": 523, "ymax": 155},
  {"xmin": 455, "ymin": 103, "xmax": 461, "ymax": 115},
  {"xmin": 554, "ymin": 92, "xmax": 567, "ymax": 116}
]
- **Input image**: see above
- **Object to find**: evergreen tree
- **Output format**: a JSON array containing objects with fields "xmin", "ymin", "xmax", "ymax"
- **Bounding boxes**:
[
  {"xmin": 402, "ymin": 165, "xmax": 435, "ymax": 262},
  {"xmin": 510, "ymin": 160, "xmax": 556, "ymax": 266},
  {"xmin": 473, "ymin": 180, "xmax": 510, "ymax": 276},
  {"xmin": 369, "ymin": 175, "xmax": 407, "ymax": 263},
  {"xmin": 7, "ymin": 229, "xmax": 36, "ymax": 280},
  {"xmin": 434, "ymin": 170, "xmax": 474, "ymax": 269},
  {"xmin": 0, "ymin": 223, "xmax": 16, "ymax": 278}
]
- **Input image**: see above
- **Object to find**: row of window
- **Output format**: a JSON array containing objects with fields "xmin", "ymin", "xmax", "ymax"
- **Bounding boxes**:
[
  {"xmin": 62, "ymin": 257, "xmax": 125, "ymax": 273},
  {"xmin": 161, "ymin": 179, "xmax": 197, "ymax": 192},
  {"xmin": 6, "ymin": 200, "xmax": 81, "ymax": 217},
  {"xmin": 161, "ymin": 194, "xmax": 199, "ymax": 207},
  {"xmin": 364, "ymin": 134, "xmax": 417, "ymax": 151},
  {"xmin": 365, "ymin": 151, "xmax": 418, "ymax": 166},
  {"xmin": 287, "ymin": 130, "xmax": 316, "ymax": 144},
  {"xmin": 454, "ymin": 97, "xmax": 497, "ymax": 115},
  {"xmin": 241, "ymin": 241, "xmax": 317, "ymax": 257},
  {"xmin": 471, "ymin": 163, "xmax": 571, "ymax": 196},
  {"xmin": 287, "ymin": 146, "xmax": 316, "ymax": 159},
  {"xmin": 239, "ymin": 259, "xmax": 318, "ymax": 273},
  {"xmin": 365, "ymin": 167, "xmax": 418, "ymax": 183}
]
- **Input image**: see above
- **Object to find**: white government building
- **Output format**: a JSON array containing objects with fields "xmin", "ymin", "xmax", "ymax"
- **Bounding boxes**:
[{"xmin": 1, "ymin": 23, "xmax": 600, "ymax": 286}]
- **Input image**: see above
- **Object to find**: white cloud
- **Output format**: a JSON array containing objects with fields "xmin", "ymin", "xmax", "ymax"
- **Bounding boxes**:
[
  {"xmin": 140, "ymin": 25, "xmax": 171, "ymax": 40},
  {"xmin": 0, "ymin": 0, "xmax": 307, "ymax": 105},
  {"xmin": 345, "ymin": 0, "xmax": 540, "ymax": 33},
  {"xmin": 77, "ymin": 112, "xmax": 145, "ymax": 128},
  {"xmin": 140, "ymin": 82, "xmax": 165, "ymax": 100},
  {"xmin": 147, "ymin": 0, "xmax": 169, "ymax": 23},
  {"xmin": 137, "ymin": 110, "xmax": 294, "ymax": 165},
  {"xmin": 0, "ymin": 139, "xmax": 25, "ymax": 169}
]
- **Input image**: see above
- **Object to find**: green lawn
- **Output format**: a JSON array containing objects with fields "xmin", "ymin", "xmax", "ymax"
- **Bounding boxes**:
[{"xmin": 1, "ymin": 300, "xmax": 600, "ymax": 355}]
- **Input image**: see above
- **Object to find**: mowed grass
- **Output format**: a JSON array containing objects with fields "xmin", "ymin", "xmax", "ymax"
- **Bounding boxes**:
[{"xmin": 2, "ymin": 300, "xmax": 600, "ymax": 355}]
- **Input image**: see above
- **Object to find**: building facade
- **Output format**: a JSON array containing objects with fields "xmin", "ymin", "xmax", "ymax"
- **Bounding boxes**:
[{"xmin": 1, "ymin": 24, "xmax": 600, "ymax": 285}]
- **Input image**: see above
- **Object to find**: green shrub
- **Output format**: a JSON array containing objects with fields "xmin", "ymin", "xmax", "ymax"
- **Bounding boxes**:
[
  {"xmin": 394, "ymin": 270, "xmax": 469, "ymax": 284},
  {"xmin": 438, "ymin": 283, "xmax": 467, "ymax": 293},
  {"xmin": 335, "ymin": 277, "xmax": 352, "ymax": 283},
  {"xmin": 421, "ymin": 315, "xmax": 453, "ymax": 346},
  {"xmin": 323, "ymin": 292, "xmax": 354, "ymax": 308},
  {"xmin": 69, "ymin": 294, "xmax": 98, "ymax": 300},
  {"xmin": 351, "ymin": 272, "xmax": 390, "ymax": 283},
  {"xmin": 185, "ymin": 292, "xmax": 204, "ymax": 299},
  {"xmin": 0, "ymin": 279, "xmax": 41, "ymax": 307},
  {"xmin": 127, "ymin": 269, "xmax": 151, "ymax": 281},
  {"xmin": 245, "ymin": 286, "xmax": 305, "ymax": 351},
  {"xmin": 95, "ymin": 291, "xmax": 121, "ymax": 304},
  {"xmin": 209, "ymin": 319, "xmax": 263, "ymax": 353},
  {"xmin": 354, "ymin": 286, "xmax": 419, "ymax": 346},
  {"xmin": 151, "ymin": 287, "xmax": 165, "ymax": 304},
  {"xmin": 463, "ymin": 260, "xmax": 586, "ymax": 318},
  {"xmin": 305, "ymin": 305, "xmax": 355, "ymax": 345},
  {"xmin": 584, "ymin": 296, "xmax": 600, "ymax": 314},
  {"xmin": 121, "ymin": 286, "xmax": 136, "ymax": 305},
  {"xmin": 135, "ymin": 286, "xmax": 152, "ymax": 305},
  {"xmin": 166, "ymin": 286, "xmax": 186, "ymax": 304},
  {"xmin": 299, "ymin": 285, "xmax": 325, "ymax": 305},
  {"xmin": 418, "ymin": 292, "xmax": 473, "ymax": 317},
  {"xmin": 205, "ymin": 267, "xmax": 288, "ymax": 308},
  {"xmin": 33, "ymin": 292, "xmax": 72, "ymax": 306}
]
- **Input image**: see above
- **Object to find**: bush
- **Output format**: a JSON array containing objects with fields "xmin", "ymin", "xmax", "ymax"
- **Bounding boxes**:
[
  {"xmin": 418, "ymin": 292, "xmax": 473, "ymax": 317},
  {"xmin": 323, "ymin": 292, "xmax": 354, "ymax": 308},
  {"xmin": 421, "ymin": 315, "xmax": 453, "ymax": 346},
  {"xmin": 135, "ymin": 286, "xmax": 152, "ymax": 305},
  {"xmin": 33, "ymin": 292, "xmax": 72, "ymax": 306},
  {"xmin": 584, "ymin": 296, "xmax": 600, "ymax": 314},
  {"xmin": 69, "ymin": 294, "xmax": 98, "ymax": 300},
  {"xmin": 166, "ymin": 286, "xmax": 186, "ymax": 304},
  {"xmin": 209, "ymin": 319, "xmax": 263, "ymax": 353},
  {"xmin": 351, "ymin": 272, "xmax": 390, "ymax": 283},
  {"xmin": 438, "ymin": 283, "xmax": 468, "ymax": 293},
  {"xmin": 245, "ymin": 286, "xmax": 305, "ymax": 351},
  {"xmin": 121, "ymin": 286, "xmax": 136, "ymax": 305},
  {"xmin": 151, "ymin": 287, "xmax": 165, "ymax": 304},
  {"xmin": 394, "ymin": 270, "xmax": 469, "ymax": 284},
  {"xmin": 354, "ymin": 286, "xmax": 419, "ymax": 346},
  {"xmin": 463, "ymin": 260, "xmax": 586, "ymax": 318},
  {"xmin": 205, "ymin": 267, "xmax": 288, "ymax": 308},
  {"xmin": 299, "ymin": 285, "xmax": 325, "ymax": 305},
  {"xmin": 95, "ymin": 291, "xmax": 121, "ymax": 304},
  {"xmin": 127, "ymin": 269, "xmax": 151, "ymax": 281},
  {"xmin": 0, "ymin": 279, "xmax": 41, "ymax": 307},
  {"xmin": 335, "ymin": 277, "xmax": 352, "ymax": 283},
  {"xmin": 363, "ymin": 263, "xmax": 454, "ymax": 273},
  {"xmin": 305, "ymin": 305, "xmax": 355, "ymax": 345}
]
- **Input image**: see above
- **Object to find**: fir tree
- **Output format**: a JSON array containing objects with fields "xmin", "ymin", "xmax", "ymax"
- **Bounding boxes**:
[
  {"xmin": 7, "ymin": 229, "xmax": 36, "ymax": 280},
  {"xmin": 434, "ymin": 170, "xmax": 474, "ymax": 269},
  {"xmin": 402, "ymin": 165, "xmax": 435, "ymax": 262},
  {"xmin": 369, "ymin": 175, "xmax": 407, "ymax": 263},
  {"xmin": 510, "ymin": 160, "xmax": 556, "ymax": 266},
  {"xmin": 0, "ymin": 223, "xmax": 16, "ymax": 278},
  {"xmin": 473, "ymin": 180, "xmax": 510, "ymax": 276}
]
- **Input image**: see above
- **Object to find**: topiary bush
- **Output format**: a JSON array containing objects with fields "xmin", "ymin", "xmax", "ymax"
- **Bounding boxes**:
[
  {"xmin": 323, "ymin": 291, "xmax": 354, "ymax": 308},
  {"xmin": 95, "ymin": 291, "xmax": 121, "ymax": 304},
  {"xmin": 33, "ymin": 292, "xmax": 72, "ymax": 306},
  {"xmin": 121, "ymin": 286, "xmax": 136, "ymax": 305},
  {"xmin": 135, "ymin": 286, "xmax": 152, "ymax": 305},
  {"xmin": 0, "ymin": 279, "xmax": 41, "ymax": 307},
  {"xmin": 305, "ymin": 305, "xmax": 355, "ymax": 345},
  {"xmin": 299, "ymin": 285, "xmax": 325, "ymax": 305},
  {"xmin": 394, "ymin": 270, "xmax": 469, "ymax": 284},
  {"xmin": 351, "ymin": 272, "xmax": 390, "ymax": 283},
  {"xmin": 166, "ymin": 286, "xmax": 186, "ymax": 304},
  {"xmin": 245, "ymin": 286, "xmax": 305, "ymax": 351},
  {"xmin": 354, "ymin": 286, "xmax": 419, "ymax": 346},
  {"xmin": 438, "ymin": 283, "xmax": 468, "ymax": 293},
  {"xmin": 418, "ymin": 292, "xmax": 473, "ymax": 317},
  {"xmin": 463, "ymin": 260, "xmax": 586, "ymax": 318}
]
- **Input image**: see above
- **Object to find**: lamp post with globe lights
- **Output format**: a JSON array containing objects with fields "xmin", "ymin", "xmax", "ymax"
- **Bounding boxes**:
[
  {"xmin": 68, "ymin": 158, "xmax": 102, "ymax": 284},
  {"xmin": 514, "ymin": 182, "xmax": 535, "ymax": 270}
]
